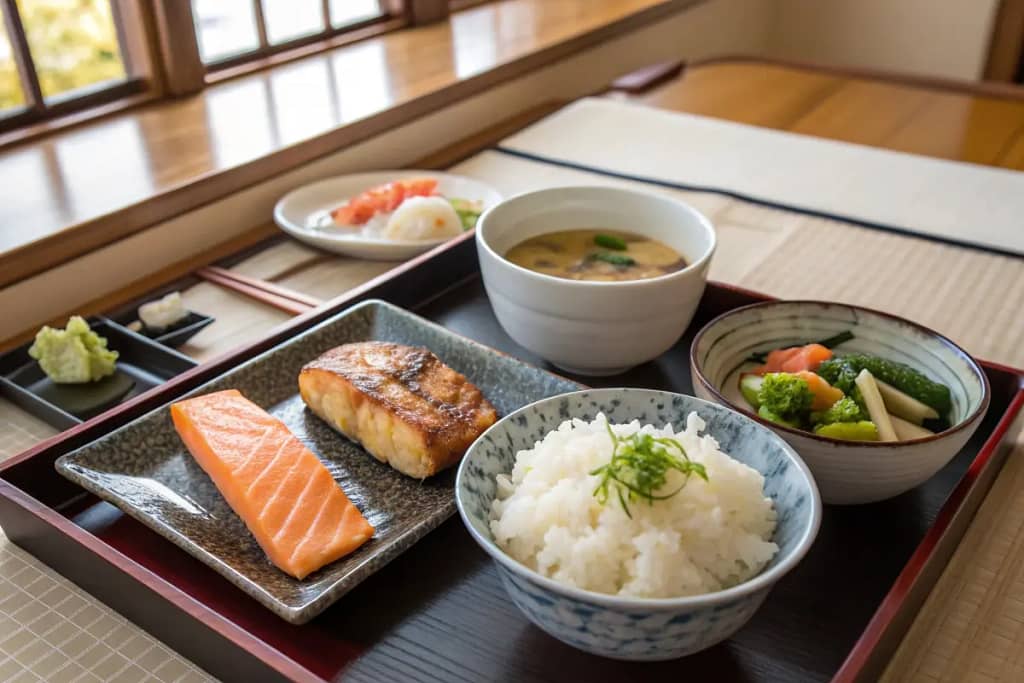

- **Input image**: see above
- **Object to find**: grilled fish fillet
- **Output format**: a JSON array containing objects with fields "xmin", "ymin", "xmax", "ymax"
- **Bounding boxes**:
[{"xmin": 298, "ymin": 342, "xmax": 498, "ymax": 478}]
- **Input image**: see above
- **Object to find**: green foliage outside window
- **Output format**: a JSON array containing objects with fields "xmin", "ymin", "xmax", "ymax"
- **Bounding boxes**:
[{"xmin": 1, "ymin": 0, "xmax": 124, "ymax": 112}]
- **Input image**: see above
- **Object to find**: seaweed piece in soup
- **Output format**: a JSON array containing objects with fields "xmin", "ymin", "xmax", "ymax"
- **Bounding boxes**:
[{"xmin": 505, "ymin": 229, "xmax": 686, "ymax": 282}]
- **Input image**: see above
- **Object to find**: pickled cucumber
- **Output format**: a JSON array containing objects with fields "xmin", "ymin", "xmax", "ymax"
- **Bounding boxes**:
[
  {"xmin": 817, "ymin": 354, "xmax": 950, "ymax": 415},
  {"xmin": 813, "ymin": 421, "xmax": 879, "ymax": 441},
  {"xmin": 739, "ymin": 374, "xmax": 764, "ymax": 408}
]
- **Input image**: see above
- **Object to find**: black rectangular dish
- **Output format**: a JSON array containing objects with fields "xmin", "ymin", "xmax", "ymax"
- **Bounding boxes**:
[
  {"xmin": 104, "ymin": 277, "xmax": 216, "ymax": 349},
  {"xmin": 0, "ymin": 234, "xmax": 1021, "ymax": 683},
  {"xmin": 119, "ymin": 312, "xmax": 217, "ymax": 348},
  {"xmin": 0, "ymin": 318, "xmax": 197, "ymax": 430}
]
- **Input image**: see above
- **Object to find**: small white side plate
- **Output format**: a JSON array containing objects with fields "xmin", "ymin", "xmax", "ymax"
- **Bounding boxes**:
[{"xmin": 274, "ymin": 171, "xmax": 503, "ymax": 260}]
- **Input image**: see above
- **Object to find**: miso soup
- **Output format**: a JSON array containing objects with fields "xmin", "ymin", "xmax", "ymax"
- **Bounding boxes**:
[{"xmin": 505, "ymin": 229, "xmax": 686, "ymax": 282}]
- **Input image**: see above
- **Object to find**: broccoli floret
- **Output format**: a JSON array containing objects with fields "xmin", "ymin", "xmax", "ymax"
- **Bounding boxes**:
[
  {"xmin": 817, "ymin": 358, "xmax": 868, "ymax": 410},
  {"xmin": 817, "ymin": 358, "xmax": 859, "ymax": 395},
  {"xmin": 849, "ymin": 385, "xmax": 866, "ymax": 408},
  {"xmin": 757, "ymin": 373, "xmax": 813, "ymax": 426},
  {"xmin": 813, "ymin": 396, "xmax": 866, "ymax": 426}
]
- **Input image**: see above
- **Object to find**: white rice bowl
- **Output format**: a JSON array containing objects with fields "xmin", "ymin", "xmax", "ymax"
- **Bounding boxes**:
[{"xmin": 489, "ymin": 413, "xmax": 779, "ymax": 598}]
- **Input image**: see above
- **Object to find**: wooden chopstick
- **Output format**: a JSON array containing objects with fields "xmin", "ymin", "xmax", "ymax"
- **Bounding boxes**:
[{"xmin": 196, "ymin": 266, "xmax": 322, "ymax": 316}]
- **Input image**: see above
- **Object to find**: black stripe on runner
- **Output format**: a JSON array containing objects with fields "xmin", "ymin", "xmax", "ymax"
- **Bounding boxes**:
[{"xmin": 491, "ymin": 145, "xmax": 1023, "ymax": 259}]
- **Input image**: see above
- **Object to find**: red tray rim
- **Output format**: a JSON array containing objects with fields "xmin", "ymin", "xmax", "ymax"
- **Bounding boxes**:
[
  {"xmin": 834, "ymin": 385, "xmax": 1024, "ymax": 682},
  {"xmin": 2, "ymin": 233, "xmax": 1023, "ymax": 682}
]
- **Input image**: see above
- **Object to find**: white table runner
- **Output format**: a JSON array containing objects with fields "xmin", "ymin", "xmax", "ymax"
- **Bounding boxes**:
[{"xmin": 494, "ymin": 98, "xmax": 1024, "ymax": 256}]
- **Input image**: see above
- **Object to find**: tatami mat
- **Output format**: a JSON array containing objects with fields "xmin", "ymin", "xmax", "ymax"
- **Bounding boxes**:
[
  {"xmin": 0, "ymin": 400, "xmax": 57, "ymax": 463},
  {"xmin": 0, "ymin": 499, "xmax": 214, "ymax": 683},
  {"xmin": 0, "ymin": 354, "xmax": 215, "ymax": 681},
  {"xmin": 881, "ymin": 434, "xmax": 1024, "ymax": 683}
]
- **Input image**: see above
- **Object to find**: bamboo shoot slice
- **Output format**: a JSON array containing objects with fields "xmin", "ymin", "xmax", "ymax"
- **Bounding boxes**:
[
  {"xmin": 891, "ymin": 415, "xmax": 935, "ymax": 440},
  {"xmin": 875, "ymin": 378, "xmax": 939, "ymax": 424},
  {"xmin": 855, "ymin": 369, "xmax": 898, "ymax": 441}
]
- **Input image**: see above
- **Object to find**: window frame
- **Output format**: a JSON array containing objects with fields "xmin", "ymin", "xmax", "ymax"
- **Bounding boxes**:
[
  {"xmin": 198, "ymin": 1, "xmax": 400, "ymax": 73},
  {"xmin": 449, "ymin": 0, "xmax": 494, "ymax": 12},
  {"xmin": 0, "ymin": 0, "xmax": 460, "ymax": 144},
  {"xmin": 0, "ymin": 0, "xmax": 147, "ymax": 135}
]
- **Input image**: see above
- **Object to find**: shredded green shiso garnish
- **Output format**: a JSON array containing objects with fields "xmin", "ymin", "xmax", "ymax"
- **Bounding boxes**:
[
  {"xmin": 589, "ymin": 251, "xmax": 636, "ymax": 267},
  {"xmin": 590, "ymin": 422, "xmax": 708, "ymax": 518},
  {"xmin": 594, "ymin": 234, "xmax": 628, "ymax": 250}
]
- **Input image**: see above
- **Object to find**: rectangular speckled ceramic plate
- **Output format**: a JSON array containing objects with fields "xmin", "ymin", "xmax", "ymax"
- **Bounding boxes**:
[{"xmin": 56, "ymin": 300, "xmax": 580, "ymax": 624}]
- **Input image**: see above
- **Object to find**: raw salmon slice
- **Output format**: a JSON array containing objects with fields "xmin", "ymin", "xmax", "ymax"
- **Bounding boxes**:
[
  {"xmin": 330, "ymin": 177, "xmax": 439, "ymax": 225},
  {"xmin": 756, "ymin": 343, "xmax": 833, "ymax": 375},
  {"xmin": 170, "ymin": 389, "xmax": 374, "ymax": 579}
]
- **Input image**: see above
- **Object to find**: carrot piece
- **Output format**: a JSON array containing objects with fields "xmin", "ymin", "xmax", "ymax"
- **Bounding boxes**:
[{"xmin": 795, "ymin": 371, "xmax": 845, "ymax": 411}]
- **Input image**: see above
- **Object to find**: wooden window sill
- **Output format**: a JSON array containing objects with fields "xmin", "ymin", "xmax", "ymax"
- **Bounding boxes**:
[{"xmin": 0, "ymin": 0, "xmax": 698, "ymax": 290}]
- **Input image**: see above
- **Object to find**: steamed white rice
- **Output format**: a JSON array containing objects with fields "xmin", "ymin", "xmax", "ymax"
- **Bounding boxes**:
[{"xmin": 489, "ymin": 413, "xmax": 778, "ymax": 598}]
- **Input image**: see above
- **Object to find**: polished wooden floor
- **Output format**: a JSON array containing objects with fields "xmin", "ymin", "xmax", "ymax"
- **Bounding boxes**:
[{"xmin": 615, "ymin": 61, "xmax": 1024, "ymax": 169}]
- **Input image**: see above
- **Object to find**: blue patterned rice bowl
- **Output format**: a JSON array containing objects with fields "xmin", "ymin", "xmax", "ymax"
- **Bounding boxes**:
[{"xmin": 455, "ymin": 388, "xmax": 821, "ymax": 660}]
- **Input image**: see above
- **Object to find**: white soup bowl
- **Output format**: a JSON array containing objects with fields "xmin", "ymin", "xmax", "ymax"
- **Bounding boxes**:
[{"xmin": 476, "ymin": 186, "xmax": 715, "ymax": 376}]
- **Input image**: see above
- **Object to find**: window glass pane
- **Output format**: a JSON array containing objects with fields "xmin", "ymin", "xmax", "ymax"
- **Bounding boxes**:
[
  {"xmin": 193, "ymin": 0, "xmax": 259, "ymax": 63},
  {"xmin": 0, "ymin": 9, "xmax": 26, "ymax": 111},
  {"xmin": 331, "ymin": 43, "xmax": 390, "ymax": 122},
  {"xmin": 262, "ymin": 0, "xmax": 322, "ymax": 45},
  {"xmin": 18, "ymin": 0, "xmax": 126, "ymax": 101},
  {"xmin": 268, "ymin": 60, "xmax": 334, "ymax": 145},
  {"xmin": 329, "ymin": 0, "xmax": 382, "ymax": 28}
]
